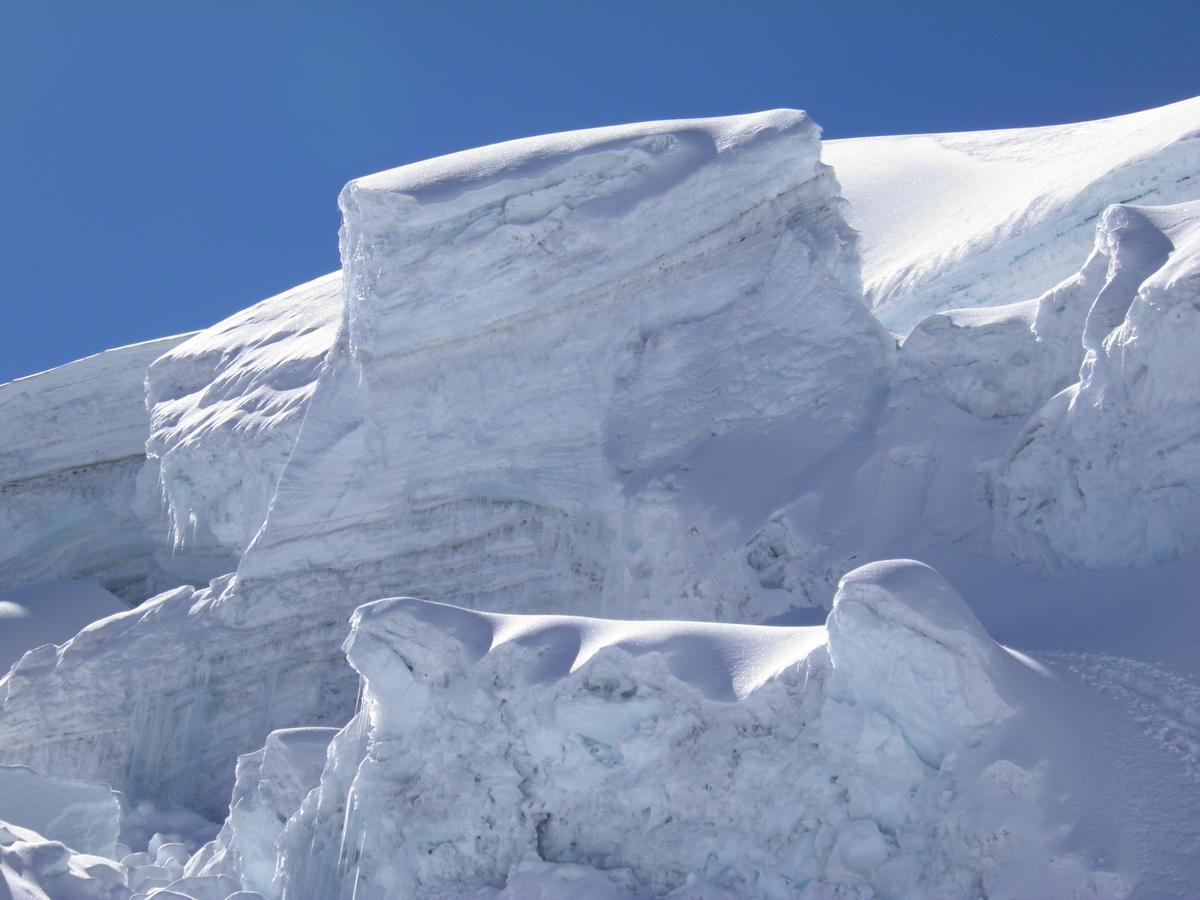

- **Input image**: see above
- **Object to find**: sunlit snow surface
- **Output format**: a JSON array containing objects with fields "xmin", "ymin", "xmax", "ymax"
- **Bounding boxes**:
[{"xmin": 2, "ymin": 100, "xmax": 1200, "ymax": 898}]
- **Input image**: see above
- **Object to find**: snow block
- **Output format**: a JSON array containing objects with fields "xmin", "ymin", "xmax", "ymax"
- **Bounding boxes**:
[
  {"xmin": 994, "ymin": 200, "xmax": 1200, "ymax": 568},
  {"xmin": 825, "ymin": 560, "xmax": 1013, "ymax": 767},
  {"xmin": 185, "ymin": 727, "xmax": 336, "ymax": 896}
]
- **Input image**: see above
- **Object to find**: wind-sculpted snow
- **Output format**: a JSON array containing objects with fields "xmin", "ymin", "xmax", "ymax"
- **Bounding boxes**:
[
  {"xmin": 827, "ymin": 95, "xmax": 1200, "ymax": 331},
  {"xmin": 0, "ymin": 335, "xmax": 191, "ymax": 598},
  {"xmin": 202, "ymin": 561, "xmax": 1116, "ymax": 900},
  {"xmin": 143, "ymin": 273, "xmax": 341, "ymax": 583},
  {"xmin": 994, "ymin": 199, "xmax": 1200, "ymax": 568}
]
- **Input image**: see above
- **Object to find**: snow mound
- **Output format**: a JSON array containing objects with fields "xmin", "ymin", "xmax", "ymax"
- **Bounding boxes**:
[
  {"xmin": 0, "ymin": 581, "xmax": 128, "ymax": 675},
  {"xmin": 0, "ymin": 335, "xmax": 191, "ymax": 598},
  {"xmin": 0, "ymin": 820, "xmax": 127, "ymax": 900},
  {"xmin": 0, "ymin": 766, "xmax": 122, "ymax": 858},
  {"xmin": 825, "ymin": 560, "xmax": 1013, "ymax": 766},
  {"xmin": 143, "ymin": 274, "xmax": 341, "ymax": 583},
  {"xmin": 827, "ymin": 95, "xmax": 1200, "ymax": 331},
  {"xmin": 994, "ymin": 199, "xmax": 1200, "ymax": 568}
]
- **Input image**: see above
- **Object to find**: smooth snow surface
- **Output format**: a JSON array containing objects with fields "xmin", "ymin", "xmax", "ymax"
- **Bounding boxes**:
[
  {"xmin": 827, "ymin": 94, "xmax": 1200, "ymax": 331},
  {"xmin": 2, "ymin": 99, "xmax": 1200, "ymax": 898}
]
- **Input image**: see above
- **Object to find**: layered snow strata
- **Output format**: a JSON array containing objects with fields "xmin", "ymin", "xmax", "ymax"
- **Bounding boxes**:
[
  {"xmin": 239, "ymin": 109, "xmax": 893, "ymax": 623},
  {"xmin": 993, "ymin": 200, "xmax": 1200, "ymax": 568},
  {"xmin": 0, "ymin": 335, "xmax": 191, "ymax": 598},
  {"xmin": 143, "ymin": 274, "xmax": 341, "ymax": 583},
  {"xmin": 826, "ymin": 95, "xmax": 1200, "ymax": 331},
  {"xmin": 247, "ymin": 561, "xmax": 1102, "ymax": 899}
]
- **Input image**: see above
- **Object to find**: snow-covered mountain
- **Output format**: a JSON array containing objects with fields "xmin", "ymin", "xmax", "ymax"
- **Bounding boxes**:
[{"xmin": 1, "ymin": 98, "xmax": 1199, "ymax": 899}]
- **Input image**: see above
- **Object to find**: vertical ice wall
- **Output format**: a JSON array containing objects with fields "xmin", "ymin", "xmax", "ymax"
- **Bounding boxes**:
[
  {"xmin": 235, "ymin": 109, "xmax": 894, "ymax": 623},
  {"xmin": 994, "ymin": 200, "xmax": 1200, "ymax": 568}
]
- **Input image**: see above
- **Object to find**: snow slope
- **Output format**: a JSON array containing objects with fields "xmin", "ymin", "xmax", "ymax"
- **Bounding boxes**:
[
  {"xmin": 826, "ymin": 94, "xmax": 1200, "ymax": 331},
  {"xmin": 143, "ymin": 272, "xmax": 341, "ymax": 583},
  {"xmin": 0, "ymin": 335, "xmax": 191, "ymax": 598},
  {"xmin": 994, "ymin": 199, "xmax": 1200, "ymax": 568}
]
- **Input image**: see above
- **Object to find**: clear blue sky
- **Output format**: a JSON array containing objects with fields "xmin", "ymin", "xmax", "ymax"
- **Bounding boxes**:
[{"xmin": 2, "ymin": 1, "xmax": 1198, "ymax": 383}]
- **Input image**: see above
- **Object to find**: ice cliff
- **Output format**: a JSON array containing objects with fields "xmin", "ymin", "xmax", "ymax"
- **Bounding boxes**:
[{"xmin": 0, "ymin": 109, "xmax": 897, "ymax": 813}]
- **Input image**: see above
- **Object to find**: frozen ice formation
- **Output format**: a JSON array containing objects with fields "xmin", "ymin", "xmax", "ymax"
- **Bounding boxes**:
[
  {"xmin": 994, "ymin": 199, "xmax": 1200, "ymax": 568},
  {"xmin": 826, "ymin": 94, "xmax": 1200, "ymax": 331},
  {"xmin": 0, "ymin": 335, "xmax": 191, "ymax": 599},
  {"xmin": 3, "ymin": 97, "xmax": 1200, "ymax": 897},
  {"xmin": 184, "ymin": 727, "xmax": 335, "ymax": 896},
  {"xmin": 0, "ymin": 108, "xmax": 897, "ymax": 812},
  {"xmin": 824, "ymin": 560, "xmax": 1013, "ymax": 766},
  {"xmin": 238, "ymin": 108, "xmax": 894, "ymax": 619},
  {"xmin": 178, "ymin": 560, "xmax": 1107, "ymax": 899}
]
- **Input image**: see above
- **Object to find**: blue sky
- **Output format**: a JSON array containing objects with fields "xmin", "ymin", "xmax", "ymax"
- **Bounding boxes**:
[{"xmin": 2, "ymin": 1, "xmax": 1198, "ymax": 383}]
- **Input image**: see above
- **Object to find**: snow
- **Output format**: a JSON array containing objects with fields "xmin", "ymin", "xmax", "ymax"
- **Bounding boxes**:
[
  {"xmin": 826, "ymin": 94, "xmax": 1200, "ymax": 331},
  {"xmin": 993, "ymin": 199, "xmax": 1200, "ymax": 568},
  {"xmin": 0, "ymin": 335, "xmax": 192, "ymax": 598},
  {"xmin": 143, "ymin": 274, "xmax": 341, "ymax": 584},
  {"xmin": 0, "ymin": 766, "xmax": 122, "ymax": 857},
  {"xmin": 0, "ymin": 581, "xmax": 128, "ymax": 675},
  {"xmin": 2, "ymin": 98, "xmax": 1200, "ymax": 898}
]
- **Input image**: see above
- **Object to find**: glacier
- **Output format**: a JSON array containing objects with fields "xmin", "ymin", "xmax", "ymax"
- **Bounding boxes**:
[{"xmin": 1, "ymin": 97, "xmax": 1200, "ymax": 898}]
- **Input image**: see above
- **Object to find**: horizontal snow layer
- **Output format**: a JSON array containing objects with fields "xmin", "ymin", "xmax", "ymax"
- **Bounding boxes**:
[
  {"xmin": 993, "ymin": 198, "xmax": 1200, "ymax": 568},
  {"xmin": 827, "ymin": 94, "xmax": 1200, "ymax": 331},
  {"xmin": 229, "ymin": 561, "xmax": 1117, "ymax": 899},
  {"xmin": 144, "ymin": 272, "xmax": 341, "ymax": 581},
  {"xmin": 0, "ymin": 334, "xmax": 191, "ymax": 597}
]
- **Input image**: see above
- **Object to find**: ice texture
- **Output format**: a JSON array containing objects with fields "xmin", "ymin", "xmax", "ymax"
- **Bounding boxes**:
[
  {"xmin": 2, "ymin": 99, "xmax": 1200, "ymax": 897},
  {"xmin": 993, "ymin": 200, "xmax": 1200, "ymax": 568},
  {"xmin": 223, "ymin": 561, "xmax": 1108, "ymax": 899},
  {"xmin": 0, "ymin": 110, "xmax": 894, "ymax": 812},
  {"xmin": 0, "ymin": 335, "xmax": 191, "ymax": 598}
]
